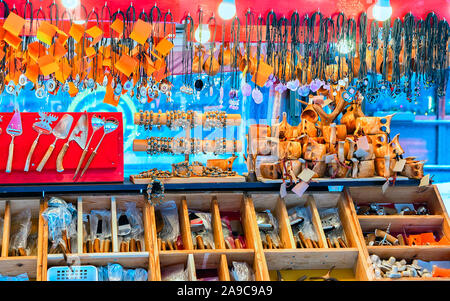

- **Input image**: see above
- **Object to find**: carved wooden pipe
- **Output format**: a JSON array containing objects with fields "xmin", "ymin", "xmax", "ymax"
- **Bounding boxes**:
[{"xmin": 312, "ymin": 92, "xmax": 349, "ymax": 126}]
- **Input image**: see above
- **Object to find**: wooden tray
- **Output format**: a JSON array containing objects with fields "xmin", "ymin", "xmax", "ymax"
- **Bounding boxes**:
[{"xmin": 130, "ymin": 175, "xmax": 246, "ymax": 184}]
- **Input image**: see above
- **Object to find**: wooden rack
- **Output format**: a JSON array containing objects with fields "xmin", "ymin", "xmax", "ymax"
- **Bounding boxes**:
[{"xmin": 0, "ymin": 185, "xmax": 448, "ymax": 281}]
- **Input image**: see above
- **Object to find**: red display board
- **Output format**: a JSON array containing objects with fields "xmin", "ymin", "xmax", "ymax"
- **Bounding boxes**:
[{"xmin": 0, "ymin": 112, "xmax": 124, "ymax": 184}]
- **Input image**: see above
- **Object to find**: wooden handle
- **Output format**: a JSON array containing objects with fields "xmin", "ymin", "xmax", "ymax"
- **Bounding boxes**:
[
  {"xmin": 74, "ymin": 149, "xmax": 88, "ymax": 179},
  {"xmin": 375, "ymin": 229, "xmax": 399, "ymax": 245},
  {"xmin": 56, "ymin": 143, "xmax": 70, "ymax": 172},
  {"xmin": 5, "ymin": 139, "xmax": 14, "ymax": 173},
  {"xmin": 36, "ymin": 144, "xmax": 56, "ymax": 172},
  {"xmin": 80, "ymin": 151, "xmax": 97, "ymax": 178},
  {"xmin": 24, "ymin": 138, "xmax": 39, "ymax": 172}
]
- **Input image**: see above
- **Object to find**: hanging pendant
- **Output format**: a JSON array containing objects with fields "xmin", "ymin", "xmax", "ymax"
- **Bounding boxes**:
[
  {"xmin": 124, "ymin": 80, "xmax": 133, "ymax": 91},
  {"xmin": 194, "ymin": 79, "xmax": 204, "ymax": 91},
  {"xmin": 18, "ymin": 74, "xmax": 28, "ymax": 87},
  {"xmin": 46, "ymin": 79, "xmax": 56, "ymax": 92},
  {"xmin": 114, "ymin": 83, "xmax": 122, "ymax": 96},
  {"xmin": 102, "ymin": 75, "xmax": 109, "ymax": 87},
  {"xmin": 35, "ymin": 86, "xmax": 46, "ymax": 99},
  {"xmin": 6, "ymin": 81, "xmax": 16, "ymax": 95},
  {"xmin": 209, "ymin": 85, "xmax": 213, "ymax": 96},
  {"xmin": 298, "ymin": 85, "xmax": 310, "ymax": 97},
  {"xmin": 241, "ymin": 82, "xmax": 252, "ymax": 97},
  {"xmin": 286, "ymin": 79, "xmax": 300, "ymax": 91},
  {"xmin": 252, "ymin": 88, "xmax": 263, "ymax": 104},
  {"xmin": 87, "ymin": 78, "xmax": 95, "ymax": 90},
  {"xmin": 62, "ymin": 82, "xmax": 70, "ymax": 93}
]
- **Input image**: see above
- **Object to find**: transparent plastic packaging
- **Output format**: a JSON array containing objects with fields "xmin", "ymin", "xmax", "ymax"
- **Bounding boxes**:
[
  {"xmin": 161, "ymin": 263, "xmax": 189, "ymax": 281},
  {"xmin": 256, "ymin": 210, "xmax": 281, "ymax": 248},
  {"xmin": 9, "ymin": 209, "xmax": 32, "ymax": 256},
  {"xmin": 107, "ymin": 263, "xmax": 124, "ymax": 281},
  {"xmin": 189, "ymin": 211, "xmax": 215, "ymax": 249},
  {"xmin": 288, "ymin": 206, "xmax": 319, "ymax": 248},
  {"xmin": 230, "ymin": 262, "xmax": 255, "ymax": 281},
  {"xmin": 156, "ymin": 201, "xmax": 181, "ymax": 250},
  {"xmin": 0, "ymin": 273, "xmax": 29, "ymax": 281},
  {"xmin": 87, "ymin": 210, "xmax": 112, "ymax": 253},
  {"xmin": 117, "ymin": 202, "xmax": 145, "ymax": 252},
  {"xmin": 319, "ymin": 208, "xmax": 347, "ymax": 248},
  {"xmin": 42, "ymin": 197, "xmax": 77, "ymax": 254}
]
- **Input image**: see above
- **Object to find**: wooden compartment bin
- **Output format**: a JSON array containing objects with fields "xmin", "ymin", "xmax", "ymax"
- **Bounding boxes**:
[
  {"xmin": 345, "ymin": 185, "xmax": 450, "ymax": 280},
  {"xmin": 0, "ymin": 198, "xmax": 43, "ymax": 280},
  {"xmin": 42, "ymin": 194, "xmax": 157, "ymax": 281},
  {"xmin": 155, "ymin": 192, "xmax": 270, "ymax": 281},
  {"xmin": 251, "ymin": 192, "xmax": 371, "ymax": 281}
]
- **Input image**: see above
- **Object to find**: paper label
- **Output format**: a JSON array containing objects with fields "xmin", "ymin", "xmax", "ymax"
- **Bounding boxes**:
[
  {"xmin": 325, "ymin": 155, "xmax": 336, "ymax": 164},
  {"xmin": 419, "ymin": 174, "xmax": 430, "ymax": 187},
  {"xmin": 354, "ymin": 148, "xmax": 368, "ymax": 159},
  {"xmin": 292, "ymin": 181, "xmax": 309, "ymax": 198},
  {"xmin": 382, "ymin": 179, "xmax": 390, "ymax": 194},
  {"xmin": 280, "ymin": 182, "xmax": 287, "ymax": 198},
  {"xmin": 298, "ymin": 168, "xmax": 315, "ymax": 183},
  {"xmin": 393, "ymin": 159, "xmax": 407, "ymax": 172},
  {"xmin": 356, "ymin": 136, "xmax": 370, "ymax": 152}
]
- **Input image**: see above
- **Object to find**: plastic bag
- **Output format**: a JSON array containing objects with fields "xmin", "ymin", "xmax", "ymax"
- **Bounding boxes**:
[
  {"xmin": 256, "ymin": 210, "xmax": 281, "ymax": 248},
  {"xmin": 221, "ymin": 216, "xmax": 246, "ymax": 249},
  {"xmin": 230, "ymin": 262, "xmax": 255, "ymax": 281},
  {"xmin": 161, "ymin": 263, "xmax": 188, "ymax": 281},
  {"xmin": 42, "ymin": 198, "xmax": 77, "ymax": 253},
  {"xmin": 319, "ymin": 208, "xmax": 347, "ymax": 248},
  {"xmin": 189, "ymin": 211, "xmax": 215, "ymax": 249},
  {"xmin": 88, "ymin": 210, "xmax": 112, "ymax": 253},
  {"xmin": 0, "ymin": 273, "xmax": 29, "ymax": 281},
  {"xmin": 288, "ymin": 206, "xmax": 319, "ymax": 248},
  {"xmin": 107, "ymin": 263, "xmax": 124, "ymax": 281},
  {"xmin": 134, "ymin": 268, "xmax": 148, "ymax": 281},
  {"xmin": 9, "ymin": 209, "xmax": 32, "ymax": 256},
  {"xmin": 118, "ymin": 203, "xmax": 145, "ymax": 252},
  {"xmin": 156, "ymin": 201, "xmax": 181, "ymax": 250}
]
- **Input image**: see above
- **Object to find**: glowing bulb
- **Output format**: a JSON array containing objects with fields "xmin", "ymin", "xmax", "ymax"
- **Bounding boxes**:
[
  {"xmin": 195, "ymin": 24, "xmax": 211, "ymax": 43},
  {"xmin": 372, "ymin": 0, "xmax": 392, "ymax": 22},
  {"xmin": 218, "ymin": 0, "xmax": 236, "ymax": 20},
  {"xmin": 62, "ymin": 0, "xmax": 80, "ymax": 10}
]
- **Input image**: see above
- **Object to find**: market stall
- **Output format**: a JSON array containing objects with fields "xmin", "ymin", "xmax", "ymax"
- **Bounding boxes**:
[{"xmin": 0, "ymin": 0, "xmax": 448, "ymax": 282}]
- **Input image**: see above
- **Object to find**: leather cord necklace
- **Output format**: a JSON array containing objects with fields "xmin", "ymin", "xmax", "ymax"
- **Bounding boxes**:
[
  {"xmin": 48, "ymin": 0, "xmax": 58, "ymax": 27},
  {"xmin": 435, "ymin": 19, "xmax": 449, "ymax": 97},
  {"xmin": 22, "ymin": 0, "xmax": 33, "ymax": 52},
  {"xmin": 125, "ymin": 4, "xmax": 136, "ymax": 57},
  {"xmin": 277, "ymin": 16, "xmax": 288, "ymax": 83},
  {"xmin": 358, "ymin": 12, "xmax": 368, "ymax": 82},
  {"xmin": 164, "ymin": 11, "xmax": 175, "ymax": 86},
  {"xmin": 244, "ymin": 9, "xmax": 254, "ymax": 84},
  {"xmin": 194, "ymin": 9, "xmax": 205, "ymax": 92},
  {"xmin": 413, "ymin": 19, "xmax": 424, "ymax": 100},
  {"xmin": 309, "ymin": 11, "xmax": 322, "ymax": 80},
  {"xmin": 380, "ymin": 18, "xmax": 391, "ymax": 91},
  {"xmin": 181, "ymin": 14, "xmax": 194, "ymax": 94},
  {"xmin": 367, "ymin": 19, "xmax": 379, "ymax": 103},
  {"xmin": 346, "ymin": 18, "xmax": 357, "ymax": 83},
  {"xmin": 87, "ymin": 8, "xmax": 100, "ymax": 88},
  {"xmin": 403, "ymin": 13, "xmax": 415, "ymax": 101},
  {"xmin": 391, "ymin": 18, "xmax": 403, "ymax": 96},
  {"xmin": 424, "ymin": 12, "xmax": 438, "ymax": 87},
  {"xmin": 253, "ymin": 14, "xmax": 264, "ymax": 95},
  {"xmin": 265, "ymin": 10, "xmax": 277, "ymax": 67},
  {"xmin": 206, "ymin": 14, "xmax": 217, "ymax": 93},
  {"xmin": 149, "ymin": 4, "xmax": 161, "ymax": 57},
  {"xmin": 229, "ymin": 15, "xmax": 241, "ymax": 110},
  {"xmin": 335, "ymin": 12, "xmax": 346, "ymax": 80},
  {"xmin": 290, "ymin": 11, "xmax": 300, "ymax": 81},
  {"xmin": 300, "ymin": 14, "xmax": 309, "ymax": 85}
]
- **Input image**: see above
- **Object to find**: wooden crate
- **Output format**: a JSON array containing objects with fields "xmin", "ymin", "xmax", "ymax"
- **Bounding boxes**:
[
  {"xmin": 345, "ymin": 185, "xmax": 450, "ymax": 280},
  {"xmin": 0, "ymin": 198, "xmax": 43, "ymax": 280},
  {"xmin": 251, "ymin": 192, "xmax": 371, "ymax": 281},
  {"xmin": 41, "ymin": 194, "xmax": 158, "ymax": 281}
]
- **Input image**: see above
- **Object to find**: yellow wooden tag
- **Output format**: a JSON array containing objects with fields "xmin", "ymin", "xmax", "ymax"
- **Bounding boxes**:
[
  {"xmin": 251, "ymin": 59, "xmax": 274, "ymax": 87},
  {"xmin": 25, "ymin": 63, "xmax": 39, "ymax": 84},
  {"xmin": 4, "ymin": 31, "xmax": 22, "ymax": 49},
  {"xmin": 85, "ymin": 46, "xmax": 96, "ymax": 58},
  {"xmin": 37, "ymin": 21, "xmax": 57, "ymax": 45},
  {"xmin": 154, "ymin": 37, "xmax": 174, "ymax": 57},
  {"xmin": 38, "ymin": 55, "xmax": 59, "ymax": 76},
  {"xmin": 3, "ymin": 12, "xmax": 25, "ymax": 37},
  {"xmin": 115, "ymin": 54, "xmax": 137, "ymax": 77},
  {"xmin": 130, "ymin": 19, "xmax": 151, "ymax": 45},
  {"xmin": 69, "ymin": 23, "xmax": 85, "ymax": 43}
]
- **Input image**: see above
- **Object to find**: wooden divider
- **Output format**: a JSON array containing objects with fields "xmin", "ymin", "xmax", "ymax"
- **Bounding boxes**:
[
  {"xmin": 211, "ymin": 196, "xmax": 226, "ymax": 250},
  {"xmin": 306, "ymin": 195, "xmax": 328, "ymax": 248}
]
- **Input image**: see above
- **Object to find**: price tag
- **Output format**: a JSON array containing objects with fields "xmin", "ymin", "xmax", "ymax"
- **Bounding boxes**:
[
  {"xmin": 354, "ymin": 148, "xmax": 368, "ymax": 159},
  {"xmin": 280, "ymin": 182, "xmax": 287, "ymax": 198},
  {"xmin": 419, "ymin": 174, "xmax": 430, "ymax": 187},
  {"xmin": 292, "ymin": 181, "xmax": 309, "ymax": 197},
  {"xmin": 393, "ymin": 159, "xmax": 406, "ymax": 172},
  {"xmin": 325, "ymin": 154, "xmax": 336, "ymax": 164},
  {"xmin": 382, "ymin": 179, "xmax": 390, "ymax": 194},
  {"xmin": 356, "ymin": 136, "xmax": 370, "ymax": 152},
  {"xmin": 298, "ymin": 168, "xmax": 315, "ymax": 183}
]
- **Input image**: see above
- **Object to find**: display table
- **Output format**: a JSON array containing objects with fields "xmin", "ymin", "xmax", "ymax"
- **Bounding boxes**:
[{"xmin": 1, "ymin": 179, "xmax": 448, "ymax": 281}]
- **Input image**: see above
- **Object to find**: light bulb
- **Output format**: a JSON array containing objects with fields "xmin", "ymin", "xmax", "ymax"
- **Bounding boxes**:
[
  {"xmin": 372, "ymin": 0, "xmax": 392, "ymax": 21},
  {"xmin": 195, "ymin": 24, "xmax": 211, "ymax": 43},
  {"xmin": 62, "ymin": 0, "xmax": 80, "ymax": 10},
  {"xmin": 218, "ymin": 0, "xmax": 236, "ymax": 20}
]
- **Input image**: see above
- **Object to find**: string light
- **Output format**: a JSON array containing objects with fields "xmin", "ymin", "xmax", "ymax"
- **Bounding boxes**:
[
  {"xmin": 62, "ymin": 0, "xmax": 80, "ymax": 10},
  {"xmin": 372, "ymin": 0, "xmax": 392, "ymax": 22},
  {"xmin": 218, "ymin": 0, "xmax": 236, "ymax": 20},
  {"xmin": 195, "ymin": 24, "xmax": 211, "ymax": 43}
]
